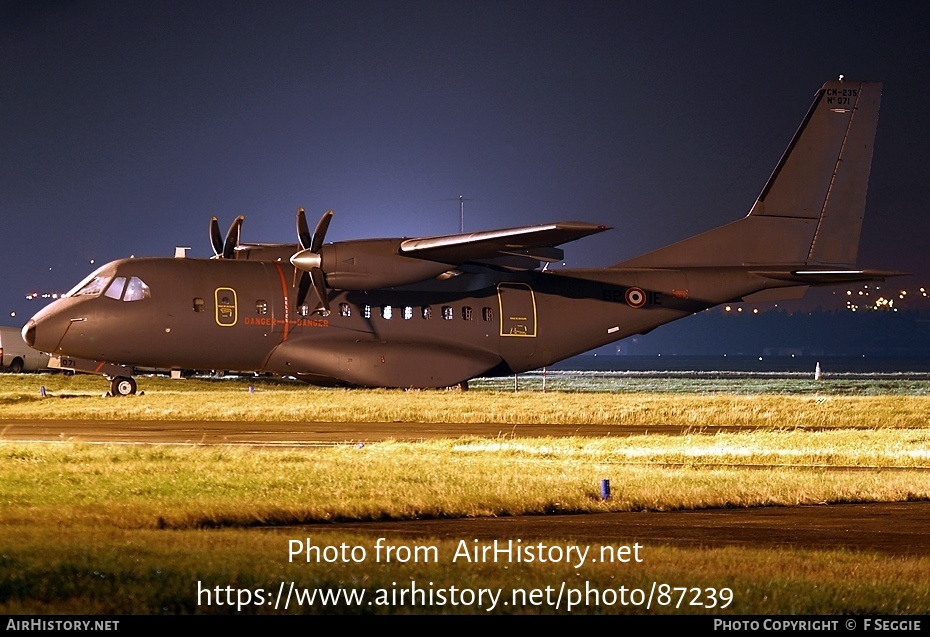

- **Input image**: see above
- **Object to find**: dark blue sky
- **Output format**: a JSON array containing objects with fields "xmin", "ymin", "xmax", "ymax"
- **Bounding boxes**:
[{"xmin": 3, "ymin": 1, "xmax": 929, "ymax": 323}]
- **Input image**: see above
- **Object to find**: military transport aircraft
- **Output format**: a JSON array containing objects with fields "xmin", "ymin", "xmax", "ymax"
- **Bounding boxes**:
[{"xmin": 24, "ymin": 79, "xmax": 898, "ymax": 395}]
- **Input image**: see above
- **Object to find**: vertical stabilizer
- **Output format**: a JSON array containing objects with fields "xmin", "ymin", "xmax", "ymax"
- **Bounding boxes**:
[
  {"xmin": 750, "ymin": 80, "xmax": 882, "ymax": 265},
  {"xmin": 615, "ymin": 80, "xmax": 882, "ymax": 269}
]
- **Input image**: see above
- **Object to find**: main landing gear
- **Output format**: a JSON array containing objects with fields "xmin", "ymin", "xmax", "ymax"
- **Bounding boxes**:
[{"xmin": 109, "ymin": 376, "xmax": 137, "ymax": 396}]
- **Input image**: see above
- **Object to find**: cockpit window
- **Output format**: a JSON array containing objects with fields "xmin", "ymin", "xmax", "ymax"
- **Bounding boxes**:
[
  {"xmin": 123, "ymin": 277, "xmax": 151, "ymax": 302},
  {"xmin": 68, "ymin": 271, "xmax": 150, "ymax": 302},
  {"xmin": 70, "ymin": 275, "xmax": 111, "ymax": 298},
  {"xmin": 104, "ymin": 277, "xmax": 127, "ymax": 300}
]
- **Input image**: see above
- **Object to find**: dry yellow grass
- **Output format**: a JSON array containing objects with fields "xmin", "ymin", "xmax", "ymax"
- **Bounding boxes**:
[
  {"xmin": 2, "ymin": 373, "xmax": 929, "ymax": 428},
  {"xmin": 2, "ymin": 374, "xmax": 929, "ymax": 614},
  {"xmin": 2, "ymin": 432, "xmax": 928, "ymax": 529}
]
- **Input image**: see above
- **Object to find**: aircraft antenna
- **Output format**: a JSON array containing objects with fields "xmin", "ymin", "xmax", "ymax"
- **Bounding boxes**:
[
  {"xmin": 435, "ymin": 195, "xmax": 475, "ymax": 233},
  {"xmin": 458, "ymin": 195, "xmax": 467, "ymax": 233}
]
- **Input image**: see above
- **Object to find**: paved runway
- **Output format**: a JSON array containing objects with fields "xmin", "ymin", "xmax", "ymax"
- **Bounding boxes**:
[
  {"xmin": 300, "ymin": 502, "xmax": 930, "ymax": 557},
  {"xmin": 3, "ymin": 418, "xmax": 929, "ymax": 556},
  {"xmin": 0, "ymin": 418, "xmax": 779, "ymax": 444}
]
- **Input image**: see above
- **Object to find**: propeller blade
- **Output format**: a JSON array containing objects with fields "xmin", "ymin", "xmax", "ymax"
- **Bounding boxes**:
[
  {"xmin": 291, "ymin": 209, "xmax": 333, "ymax": 314},
  {"xmin": 210, "ymin": 217, "xmax": 223, "ymax": 257},
  {"xmin": 311, "ymin": 210, "xmax": 333, "ymax": 253},
  {"xmin": 295, "ymin": 271, "xmax": 311, "ymax": 308},
  {"xmin": 223, "ymin": 215, "xmax": 244, "ymax": 259},
  {"xmin": 296, "ymin": 208, "xmax": 312, "ymax": 251},
  {"xmin": 310, "ymin": 267, "xmax": 330, "ymax": 315}
]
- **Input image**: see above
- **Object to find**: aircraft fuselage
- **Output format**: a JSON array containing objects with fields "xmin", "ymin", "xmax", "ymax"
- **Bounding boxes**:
[
  {"xmin": 25, "ymin": 255, "xmax": 776, "ymax": 387},
  {"xmin": 23, "ymin": 80, "xmax": 894, "ymax": 391}
]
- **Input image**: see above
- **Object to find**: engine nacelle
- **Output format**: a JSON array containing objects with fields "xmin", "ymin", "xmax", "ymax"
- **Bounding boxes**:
[{"xmin": 313, "ymin": 239, "xmax": 453, "ymax": 290}]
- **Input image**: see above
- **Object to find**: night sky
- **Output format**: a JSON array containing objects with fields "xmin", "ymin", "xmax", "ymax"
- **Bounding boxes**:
[{"xmin": 3, "ymin": 1, "xmax": 930, "ymax": 324}]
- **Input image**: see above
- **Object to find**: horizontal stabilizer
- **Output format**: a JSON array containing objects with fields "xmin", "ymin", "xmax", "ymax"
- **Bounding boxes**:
[{"xmin": 753, "ymin": 268, "xmax": 906, "ymax": 285}]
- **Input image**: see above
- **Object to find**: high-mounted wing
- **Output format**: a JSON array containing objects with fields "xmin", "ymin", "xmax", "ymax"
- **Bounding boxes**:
[
  {"xmin": 285, "ymin": 215, "xmax": 611, "ymax": 297},
  {"xmin": 399, "ymin": 221, "xmax": 610, "ymax": 264},
  {"xmin": 208, "ymin": 212, "xmax": 613, "ymax": 311}
]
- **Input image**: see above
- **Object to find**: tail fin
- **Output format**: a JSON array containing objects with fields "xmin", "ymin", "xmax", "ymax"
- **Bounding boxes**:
[{"xmin": 616, "ymin": 80, "xmax": 882, "ymax": 269}]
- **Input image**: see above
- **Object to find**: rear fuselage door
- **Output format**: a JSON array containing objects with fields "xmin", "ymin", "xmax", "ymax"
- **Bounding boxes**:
[{"xmin": 497, "ymin": 282, "xmax": 537, "ymax": 359}]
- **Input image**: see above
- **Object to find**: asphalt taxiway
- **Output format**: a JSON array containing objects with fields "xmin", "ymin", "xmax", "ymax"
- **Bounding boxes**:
[{"xmin": 0, "ymin": 418, "xmax": 797, "ymax": 444}]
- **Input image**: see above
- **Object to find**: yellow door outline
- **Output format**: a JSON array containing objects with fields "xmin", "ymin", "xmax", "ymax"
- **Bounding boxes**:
[
  {"xmin": 497, "ymin": 282, "xmax": 537, "ymax": 337},
  {"xmin": 215, "ymin": 287, "xmax": 238, "ymax": 327}
]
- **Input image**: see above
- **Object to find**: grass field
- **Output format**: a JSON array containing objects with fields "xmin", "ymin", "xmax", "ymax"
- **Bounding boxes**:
[
  {"xmin": 3, "ymin": 372, "xmax": 930, "ymax": 427},
  {"xmin": 1, "ymin": 372, "xmax": 929, "ymax": 614}
]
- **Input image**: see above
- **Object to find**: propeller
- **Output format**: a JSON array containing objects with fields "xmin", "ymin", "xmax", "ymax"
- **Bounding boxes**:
[
  {"xmin": 210, "ymin": 215, "xmax": 244, "ymax": 259},
  {"xmin": 291, "ymin": 208, "xmax": 333, "ymax": 315}
]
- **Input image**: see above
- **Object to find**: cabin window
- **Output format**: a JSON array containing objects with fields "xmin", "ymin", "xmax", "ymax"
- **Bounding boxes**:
[
  {"xmin": 403, "ymin": 306, "xmax": 413, "ymax": 320},
  {"xmin": 193, "ymin": 298, "xmax": 205, "ymax": 312},
  {"xmin": 442, "ymin": 306, "xmax": 454, "ymax": 320},
  {"xmin": 339, "ymin": 302, "xmax": 351, "ymax": 317},
  {"xmin": 123, "ymin": 277, "xmax": 151, "ymax": 302},
  {"xmin": 104, "ymin": 277, "xmax": 127, "ymax": 300},
  {"xmin": 363, "ymin": 304, "xmax": 371, "ymax": 319},
  {"xmin": 462, "ymin": 306, "xmax": 474, "ymax": 321},
  {"xmin": 482, "ymin": 307, "xmax": 493, "ymax": 321},
  {"xmin": 255, "ymin": 300, "xmax": 268, "ymax": 315},
  {"xmin": 421, "ymin": 306, "xmax": 432, "ymax": 320},
  {"xmin": 382, "ymin": 305, "xmax": 393, "ymax": 319}
]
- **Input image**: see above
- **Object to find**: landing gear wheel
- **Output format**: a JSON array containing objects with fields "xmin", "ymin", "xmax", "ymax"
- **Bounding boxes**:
[{"xmin": 110, "ymin": 376, "xmax": 137, "ymax": 396}]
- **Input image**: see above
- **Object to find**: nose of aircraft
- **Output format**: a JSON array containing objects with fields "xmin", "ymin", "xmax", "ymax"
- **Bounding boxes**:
[{"xmin": 22, "ymin": 307, "xmax": 73, "ymax": 355}]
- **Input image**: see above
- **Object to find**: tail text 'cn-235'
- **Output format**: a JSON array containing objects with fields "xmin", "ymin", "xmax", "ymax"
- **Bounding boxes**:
[{"xmin": 24, "ymin": 79, "xmax": 899, "ymax": 395}]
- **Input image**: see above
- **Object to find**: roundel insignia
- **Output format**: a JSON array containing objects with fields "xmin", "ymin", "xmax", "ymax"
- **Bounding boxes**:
[{"xmin": 625, "ymin": 287, "xmax": 647, "ymax": 308}]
